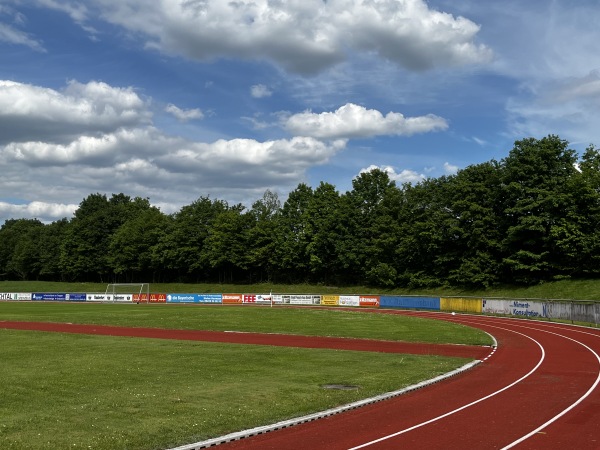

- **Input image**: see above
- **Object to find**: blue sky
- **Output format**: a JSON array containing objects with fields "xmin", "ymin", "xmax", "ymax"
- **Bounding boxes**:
[{"xmin": 1, "ymin": 0, "xmax": 599, "ymax": 223}]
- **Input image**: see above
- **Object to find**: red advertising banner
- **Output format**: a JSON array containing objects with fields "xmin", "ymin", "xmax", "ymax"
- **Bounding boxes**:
[
  {"xmin": 222, "ymin": 294, "xmax": 243, "ymax": 304},
  {"xmin": 359, "ymin": 296, "xmax": 380, "ymax": 307}
]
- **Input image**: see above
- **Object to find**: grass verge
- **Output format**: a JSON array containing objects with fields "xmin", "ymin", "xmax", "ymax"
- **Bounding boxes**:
[
  {"xmin": 0, "ymin": 302, "xmax": 493, "ymax": 346},
  {"xmin": 0, "ymin": 329, "xmax": 468, "ymax": 450}
]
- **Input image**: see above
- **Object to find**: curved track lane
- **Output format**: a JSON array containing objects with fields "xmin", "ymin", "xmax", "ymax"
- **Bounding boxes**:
[{"xmin": 220, "ymin": 312, "xmax": 600, "ymax": 449}]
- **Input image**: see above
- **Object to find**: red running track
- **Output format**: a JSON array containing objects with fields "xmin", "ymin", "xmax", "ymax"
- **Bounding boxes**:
[
  {"xmin": 217, "ymin": 311, "xmax": 600, "ymax": 450},
  {"xmin": 2, "ymin": 312, "xmax": 599, "ymax": 449}
]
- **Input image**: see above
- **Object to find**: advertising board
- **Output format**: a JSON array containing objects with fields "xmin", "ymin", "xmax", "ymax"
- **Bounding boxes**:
[
  {"xmin": 359, "ymin": 296, "xmax": 380, "ymax": 307},
  {"xmin": 339, "ymin": 295, "xmax": 360, "ymax": 307},
  {"xmin": 133, "ymin": 293, "xmax": 167, "ymax": 303},
  {"xmin": 379, "ymin": 296, "xmax": 440, "ymax": 310},
  {"xmin": 32, "ymin": 293, "xmax": 67, "ymax": 301},
  {"xmin": 222, "ymin": 294, "xmax": 243, "ymax": 304},
  {"xmin": 321, "ymin": 295, "xmax": 339, "ymax": 306},
  {"xmin": 86, "ymin": 294, "xmax": 114, "ymax": 302},
  {"xmin": 0, "ymin": 293, "xmax": 31, "ymax": 301}
]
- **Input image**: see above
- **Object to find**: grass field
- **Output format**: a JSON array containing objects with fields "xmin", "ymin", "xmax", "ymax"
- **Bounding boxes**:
[{"xmin": 0, "ymin": 302, "xmax": 491, "ymax": 449}]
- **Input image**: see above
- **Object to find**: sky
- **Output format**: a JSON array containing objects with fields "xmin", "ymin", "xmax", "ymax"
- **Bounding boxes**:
[{"xmin": 1, "ymin": 0, "xmax": 599, "ymax": 224}]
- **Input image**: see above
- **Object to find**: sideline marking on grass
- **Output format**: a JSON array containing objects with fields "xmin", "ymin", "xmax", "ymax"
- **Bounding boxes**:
[{"xmin": 168, "ymin": 358, "xmax": 489, "ymax": 450}]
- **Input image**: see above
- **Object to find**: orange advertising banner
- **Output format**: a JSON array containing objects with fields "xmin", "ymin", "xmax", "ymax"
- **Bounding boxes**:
[
  {"xmin": 222, "ymin": 294, "xmax": 243, "ymax": 304},
  {"xmin": 359, "ymin": 296, "xmax": 380, "ymax": 307}
]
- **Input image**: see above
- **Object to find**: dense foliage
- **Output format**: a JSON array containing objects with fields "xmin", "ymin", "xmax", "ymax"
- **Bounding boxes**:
[{"xmin": 2, "ymin": 135, "xmax": 600, "ymax": 288}]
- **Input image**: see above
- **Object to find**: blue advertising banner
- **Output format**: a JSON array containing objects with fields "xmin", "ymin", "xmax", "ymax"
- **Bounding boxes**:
[
  {"xmin": 67, "ymin": 293, "xmax": 87, "ymax": 302},
  {"xmin": 32, "ymin": 293, "xmax": 67, "ymax": 301},
  {"xmin": 380, "ymin": 296, "xmax": 440, "ymax": 310},
  {"xmin": 166, "ymin": 294, "xmax": 223, "ymax": 303},
  {"xmin": 197, "ymin": 294, "xmax": 222, "ymax": 303},
  {"xmin": 166, "ymin": 294, "xmax": 198, "ymax": 303}
]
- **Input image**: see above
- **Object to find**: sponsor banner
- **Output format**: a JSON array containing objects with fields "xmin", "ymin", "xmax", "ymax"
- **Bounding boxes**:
[
  {"xmin": 222, "ymin": 294, "xmax": 243, "ymax": 304},
  {"xmin": 113, "ymin": 294, "xmax": 133, "ymax": 302},
  {"xmin": 86, "ymin": 294, "xmax": 114, "ymax": 302},
  {"xmin": 243, "ymin": 294, "xmax": 275, "ymax": 304},
  {"xmin": 167, "ymin": 294, "xmax": 198, "ymax": 303},
  {"xmin": 32, "ymin": 293, "xmax": 67, "ymax": 301},
  {"xmin": 0, "ymin": 292, "xmax": 31, "ymax": 301},
  {"xmin": 66, "ymin": 293, "xmax": 86, "ymax": 302},
  {"xmin": 197, "ymin": 294, "xmax": 222, "ymax": 303},
  {"xmin": 166, "ymin": 294, "xmax": 223, "ymax": 303},
  {"xmin": 380, "ymin": 296, "xmax": 440, "ymax": 310},
  {"xmin": 321, "ymin": 295, "xmax": 339, "ymax": 306},
  {"xmin": 133, "ymin": 293, "xmax": 167, "ymax": 303},
  {"xmin": 359, "ymin": 296, "xmax": 380, "ymax": 307},
  {"xmin": 482, "ymin": 299, "xmax": 511, "ymax": 315},
  {"xmin": 339, "ymin": 295, "xmax": 360, "ymax": 307},
  {"xmin": 288, "ymin": 295, "xmax": 321, "ymax": 305},
  {"xmin": 440, "ymin": 297, "xmax": 483, "ymax": 313},
  {"xmin": 508, "ymin": 300, "xmax": 547, "ymax": 318}
]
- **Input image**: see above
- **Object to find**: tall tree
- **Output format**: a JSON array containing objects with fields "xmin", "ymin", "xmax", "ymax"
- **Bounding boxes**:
[
  {"xmin": 154, "ymin": 197, "xmax": 229, "ymax": 281},
  {"xmin": 273, "ymin": 183, "xmax": 313, "ymax": 282},
  {"xmin": 305, "ymin": 182, "xmax": 342, "ymax": 283},
  {"xmin": 245, "ymin": 190, "xmax": 281, "ymax": 282},
  {"xmin": 0, "ymin": 218, "xmax": 44, "ymax": 280},
  {"xmin": 446, "ymin": 161, "xmax": 503, "ymax": 287},
  {"xmin": 109, "ymin": 207, "xmax": 170, "ymax": 282},
  {"xmin": 499, "ymin": 135, "xmax": 578, "ymax": 283}
]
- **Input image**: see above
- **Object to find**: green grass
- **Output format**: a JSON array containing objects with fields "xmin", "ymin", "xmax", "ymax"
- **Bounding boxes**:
[
  {"xmin": 0, "ymin": 328, "xmax": 468, "ymax": 450},
  {"xmin": 2, "ymin": 278, "xmax": 600, "ymax": 300},
  {"xmin": 0, "ymin": 302, "xmax": 493, "ymax": 346},
  {"xmin": 0, "ymin": 291, "xmax": 492, "ymax": 449}
]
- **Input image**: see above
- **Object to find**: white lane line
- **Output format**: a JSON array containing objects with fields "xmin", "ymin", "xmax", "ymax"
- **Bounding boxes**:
[
  {"xmin": 348, "ymin": 324, "xmax": 545, "ymax": 450},
  {"xmin": 498, "ymin": 326, "xmax": 600, "ymax": 449}
]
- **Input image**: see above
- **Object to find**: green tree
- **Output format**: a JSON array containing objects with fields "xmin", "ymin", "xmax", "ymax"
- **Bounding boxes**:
[
  {"xmin": 341, "ymin": 168, "xmax": 400, "ymax": 285},
  {"xmin": 446, "ymin": 161, "xmax": 503, "ymax": 287},
  {"xmin": 0, "ymin": 218, "xmax": 44, "ymax": 280},
  {"xmin": 273, "ymin": 183, "xmax": 313, "ymax": 282},
  {"xmin": 60, "ymin": 193, "xmax": 154, "ymax": 281},
  {"xmin": 203, "ymin": 206, "xmax": 250, "ymax": 283},
  {"xmin": 154, "ymin": 197, "xmax": 229, "ymax": 281},
  {"xmin": 245, "ymin": 190, "xmax": 281, "ymax": 283},
  {"xmin": 305, "ymin": 182, "xmax": 342, "ymax": 283},
  {"xmin": 109, "ymin": 207, "xmax": 170, "ymax": 282}
]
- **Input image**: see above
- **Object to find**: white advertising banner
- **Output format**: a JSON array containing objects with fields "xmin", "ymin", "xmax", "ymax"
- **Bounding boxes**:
[
  {"xmin": 339, "ymin": 295, "xmax": 360, "ymax": 307},
  {"xmin": 482, "ymin": 299, "xmax": 512, "ymax": 315},
  {"xmin": 86, "ymin": 294, "xmax": 114, "ymax": 302},
  {"xmin": 0, "ymin": 292, "xmax": 31, "ymax": 301}
]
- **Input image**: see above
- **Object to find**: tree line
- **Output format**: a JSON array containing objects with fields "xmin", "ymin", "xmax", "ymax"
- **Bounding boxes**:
[{"xmin": 2, "ymin": 135, "xmax": 600, "ymax": 288}]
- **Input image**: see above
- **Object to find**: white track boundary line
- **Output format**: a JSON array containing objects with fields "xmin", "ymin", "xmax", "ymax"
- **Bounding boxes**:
[
  {"xmin": 168, "ymin": 358, "xmax": 487, "ymax": 450},
  {"xmin": 495, "ymin": 324, "xmax": 600, "ymax": 449},
  {"xmin": 348, "ymin": 324, "xmax": 545, "ymax": 450}
]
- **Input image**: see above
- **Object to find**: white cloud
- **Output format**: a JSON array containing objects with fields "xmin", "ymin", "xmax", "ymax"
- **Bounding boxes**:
[
  {"xmin": 36, "ymin": 0, "xmax": 491, "ymax": 74},
  {"xmin": 165, "ymin": 103, "xmax": 204, "ymax": 121},
  {"xmin": 285, "ymin": 103, "xmax": 448, "ymax": 140},
  {"xmin": 360, "ymin": 165, "xmax": 425, "ymax": 184},
  {"xmin": 0, "ymin": 201, "xmax": 77, "ymax": 223},
  {"xmin": 0, "ymin": 77, "xmax": 352, "ymax": 223},
  {"xmin": 0, "ymin": 22, "xmax": 45, "ymax": 52},
  {"xmin": 0, "ymin": 79, "xmax": 150, "ymax": 144},
  {"xmin": 443, "ymin": 162, "xmax": 459, "ymax": 174},
  {"xmin": 251, "ymin": 84, "xmax": 272, "ymax": 98},
  {"xmin": 506, "ymin": 70, "xmax": 600, "ymax": 145}
]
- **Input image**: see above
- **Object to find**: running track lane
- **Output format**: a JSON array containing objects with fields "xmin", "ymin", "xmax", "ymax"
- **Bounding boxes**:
[{"xmin": 218, "ymin": 312, "xmax": 600, "ymax": 450}]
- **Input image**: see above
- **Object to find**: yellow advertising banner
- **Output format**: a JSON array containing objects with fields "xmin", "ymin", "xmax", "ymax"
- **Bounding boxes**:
[
  {"xmin": 321, "ymin": 295, "xmax": 340, "ymax": 306},
  {"xmin": 440, "ymin": 297, "xmax": 483, "ymax": 313}
]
